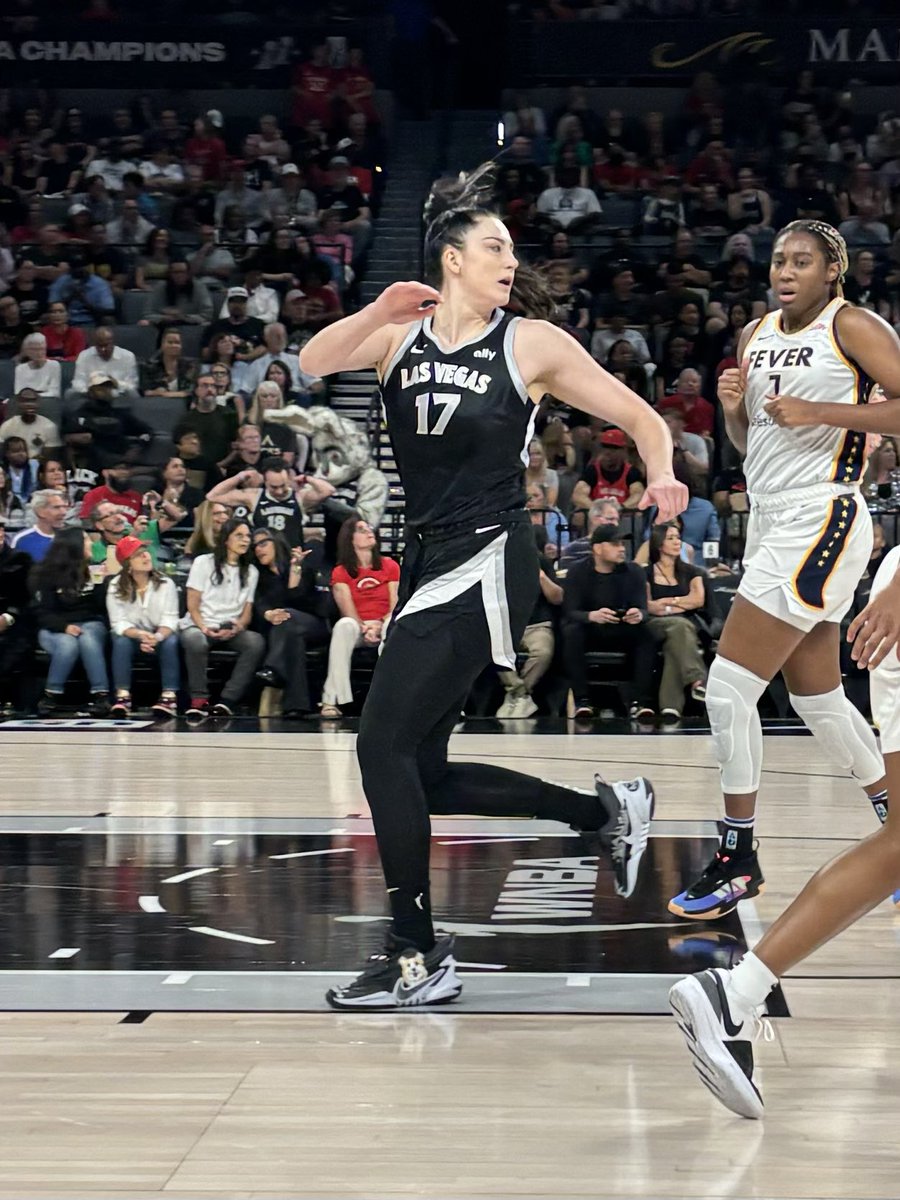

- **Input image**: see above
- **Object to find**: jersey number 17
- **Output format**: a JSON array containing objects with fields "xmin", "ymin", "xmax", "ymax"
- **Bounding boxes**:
[{"xmin": 415, "ymin": 392, "xmax": 461, "ymax": 436}]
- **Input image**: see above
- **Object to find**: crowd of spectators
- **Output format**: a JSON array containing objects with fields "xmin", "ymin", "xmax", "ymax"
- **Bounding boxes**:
[
  {"xmin": 486, "ymin": 72, "xmax": 900, "ymax": 720},
  {"xmin": 0, "ymin": 39, "xmax": 403, "ymax": 720}
]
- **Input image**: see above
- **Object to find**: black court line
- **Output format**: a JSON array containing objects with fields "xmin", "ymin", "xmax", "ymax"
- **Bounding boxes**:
[{"xmin": 119, "ymin": 1011, "xmax": 152, "ymax": 1024}]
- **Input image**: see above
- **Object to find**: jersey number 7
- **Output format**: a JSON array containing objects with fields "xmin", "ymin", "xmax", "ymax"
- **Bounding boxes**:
[{"xmin": 415, "ymin": 392, "xmax": 461, "ymax": 436}]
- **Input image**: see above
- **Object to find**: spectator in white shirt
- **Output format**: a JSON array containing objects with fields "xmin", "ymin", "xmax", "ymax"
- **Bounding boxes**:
[
  {"xmin": 536, "ymin": 166, "xmax": 603, "ymax": 233},
  {"xmin": 0, "ymin": 388, "xmax": 62, "ymax": 459},
  {"xmin": 662, "ymin": 409, "xmax": 709, "ymax": 485},
  {"xmin": 13, "ymin": 334, "xmax": 62, "ymax": 399},
  {"xmin": 178, "ymin": 517, "xmax": 265, "ymax": 721},
  {"xmin": 107, "ymin": 535, "xmax": 181, "ymax": 719},
  {"xmin": 84, "ymin": 140, "xmax": 138, "ymax": 192},
  {"xmin": 217, "ymin": 267, "xmax": 279, "ymax": 326},
  {"xmin": 262, "ymin": 163, "xmax": 319, "ymax": 230},
  {"xmin": 138, "ymin": 147, "xmax": 186, "ymax": 191},
  {"xmin": 590, "ymin": 309, "xmax": 652, "ymax": 369},
  {"xmin": 71, "ymin": 327, "xmax": 139, "ymax": 401},
  {"xmin": 232, "ymin": 322, "xmax": 323, "ymax": 398}
]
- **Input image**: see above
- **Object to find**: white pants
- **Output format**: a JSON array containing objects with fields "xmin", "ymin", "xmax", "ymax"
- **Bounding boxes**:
[
  {"xmin": 322, "ymin": 617, "xmax": 367, "ymax": 705},
  {"xmin": 869, "ymin": 545, "xmax": 900, "ymax": 755}
]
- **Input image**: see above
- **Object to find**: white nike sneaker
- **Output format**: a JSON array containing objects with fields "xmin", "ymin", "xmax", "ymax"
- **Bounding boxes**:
[
  {"xmin": 495, "ymin": 695, "xmax": 518, "ymax": 718},
  {"xmin": 669, "ymin": 967, "xmax": 773, "ymax": 1120},
  {"xmin": 609, "ymin": 776, "xmax": 655, "ymax": 898}
]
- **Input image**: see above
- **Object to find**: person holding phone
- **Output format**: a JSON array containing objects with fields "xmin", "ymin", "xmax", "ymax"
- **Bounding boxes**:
[
  {"xmin": 252, "ymin": 528, "xmax": 327, "ymax": 719},
  {"xmin": 560, "ymin": 522, "xmax": 656, "ymax": 720}
]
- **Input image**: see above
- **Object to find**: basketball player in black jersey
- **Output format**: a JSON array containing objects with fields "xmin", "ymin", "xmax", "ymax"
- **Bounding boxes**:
[{"xmin": 300, "ymin": 165, "xmax": 688, "ymax": 1009}]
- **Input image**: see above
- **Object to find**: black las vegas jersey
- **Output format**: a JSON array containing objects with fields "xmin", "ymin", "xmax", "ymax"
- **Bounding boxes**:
[
  {"xmin": 251, "ymin": 489, "xmax": 305, "ymax": 546},
  {"xmin": 380, "ymin": 309, "xmax": 537, "ymax": 529}
]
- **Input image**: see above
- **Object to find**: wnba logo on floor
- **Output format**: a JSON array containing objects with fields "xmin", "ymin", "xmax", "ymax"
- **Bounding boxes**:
[{"xmin": 491, "ymin": 857, "xmax": 597, "ymax": 920}]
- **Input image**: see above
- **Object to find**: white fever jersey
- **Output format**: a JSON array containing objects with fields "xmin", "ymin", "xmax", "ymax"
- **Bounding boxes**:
[{"xmin": 742, "ymin": 297, "xmax": 872, "ymax": 498}]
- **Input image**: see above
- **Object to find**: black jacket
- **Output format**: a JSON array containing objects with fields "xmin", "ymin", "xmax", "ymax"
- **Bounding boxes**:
[
  {"xmin": 562, "ymin": 558, "xmax": 647, "ymax": 625},
  {"xmin": 32, "ymin": 576, "xmax": 108, "ymax": 633},
  {"xmin": 253, "ymin": 562, "xmax": 319, "ymax": 622}
]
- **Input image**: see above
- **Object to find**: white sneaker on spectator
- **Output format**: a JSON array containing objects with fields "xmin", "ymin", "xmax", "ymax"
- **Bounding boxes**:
[
  {"xmin": 495, "ymin": 694, "xmax": 519, "ymax": 718},
  {"xmin": 511, "ymin": 695, "xmax": 538, "ymax": 718}
]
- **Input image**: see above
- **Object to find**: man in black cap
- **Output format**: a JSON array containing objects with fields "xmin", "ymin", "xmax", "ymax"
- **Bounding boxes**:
[
  {"xmin": 561, "ymin": 524, "xmax": 657, "ymax": 720},
  {"xmin": 201, "ymin": 287, "xmax": 266, "ymax": 363}
]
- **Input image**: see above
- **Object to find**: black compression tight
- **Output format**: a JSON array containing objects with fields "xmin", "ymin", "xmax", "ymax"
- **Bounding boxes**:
[{"xmin": 356, "ymin": 614, "xmax": 609, "ymax": 951}]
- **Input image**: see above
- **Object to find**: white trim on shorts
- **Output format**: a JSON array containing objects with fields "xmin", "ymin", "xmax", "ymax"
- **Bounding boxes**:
[{"xmin": 392, "ymin": 531, "xmax": 516, "ymax": 668}]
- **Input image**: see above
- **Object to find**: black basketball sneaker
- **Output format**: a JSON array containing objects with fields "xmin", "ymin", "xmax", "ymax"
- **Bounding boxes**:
[
  {"xmin": 668, "ymin": 849, "xmax": 764, "ymax": 919},
  {"xmin": 326, "ymin": 933, "xmax": 462, "ymax": 1010},
  {"xmin": 669, "ymin": 967, "xmax": 773, "ymax": 1120}
]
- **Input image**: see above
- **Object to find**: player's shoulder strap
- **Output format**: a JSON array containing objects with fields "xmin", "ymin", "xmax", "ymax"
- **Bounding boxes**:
[{"xmin": 379, "ymin": 320, "xmax": 424, "ymax": 386}]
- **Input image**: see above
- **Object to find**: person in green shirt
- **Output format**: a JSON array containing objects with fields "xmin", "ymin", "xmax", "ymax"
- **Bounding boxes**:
[{"xmin": 89, "ymin": 496, "xmax": 186, "ymax": 576}]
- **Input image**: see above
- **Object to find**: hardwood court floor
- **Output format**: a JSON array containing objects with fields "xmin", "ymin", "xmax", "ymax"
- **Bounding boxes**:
[{"xmin": 0, "ymin": 727, "xmax": 898, "ymax": 1199}]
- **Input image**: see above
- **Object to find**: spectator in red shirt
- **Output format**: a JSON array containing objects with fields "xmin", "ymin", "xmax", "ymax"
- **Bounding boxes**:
[
  {"xmin": 684, "ymin": 138, "xmax": 735, "ymax": 195},
  {"xmin": 184, "ymin": 115, "xmax": 228, "ymax": 183},
  {"xmin": 79, "ymin": 461, "xmax": 143, "ymax": 522},
  {"xmin": 320, "ymin": 515, "xmax": 399, "ymax": 718},
  {"xmin": 592, "ymin": 147, "xmax": 641, "ymax": 193},
  {"xmin": 40, "ymin": 301, "xmax": 87, "ymax": 362},
  {"xmin": 658, "ymin": 369, "xmax": 715, "ymax": 437},
  {"xmin": 291, "ymin": 43, "xmax": 337, "ymax": 130},
  {"xmin": 335, "ymin": 46, "xmax": 378, "ymax": 126},
  {"xmin": 571, "ymin": 428, "xmax": 645, "ymax": 514}
]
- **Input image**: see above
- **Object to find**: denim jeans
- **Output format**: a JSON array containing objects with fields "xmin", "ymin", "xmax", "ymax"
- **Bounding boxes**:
[
  {"xmin": 111, "ymin": 632, "xmax": 181, "ymax": 693},
  {"xmin": 38, "ymin": 621, "xmax": 109, "ymax": 694}
]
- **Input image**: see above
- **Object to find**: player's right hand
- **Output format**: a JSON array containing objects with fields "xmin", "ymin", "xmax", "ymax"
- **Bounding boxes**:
[
  {"xmin": 372, "ymin": 281, "xmax": 443, "ymax": 325},
  {"xmin": 847, "ymin": 586, "xmax": 900, "ymax": 670},
  {"xmin": 717, "ymin": 363, "xmax": 747, "ymax": 413}
]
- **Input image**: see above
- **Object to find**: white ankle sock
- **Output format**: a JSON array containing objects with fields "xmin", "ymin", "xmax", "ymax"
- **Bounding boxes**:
[{"xmin": 727, "ymin": 951, "xmax": 778, "ymax": 1010}]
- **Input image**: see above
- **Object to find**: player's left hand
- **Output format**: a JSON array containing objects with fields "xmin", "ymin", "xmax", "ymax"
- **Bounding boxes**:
[
  {"xmin": 763, "ymin": 394, "xmax": 817, "ymax": 428},
  {"xmin": 847, "ymin": 586, "xmax": 900, "ymax": 670},
  {"xmin": 639, "ymin": 474, "xmax": 689, "ymax": 523}
]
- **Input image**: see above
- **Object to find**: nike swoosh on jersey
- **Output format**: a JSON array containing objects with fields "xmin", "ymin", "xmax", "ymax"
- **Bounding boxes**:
[
  {"xmin": 475, "ymin": 524, "xmax": 501, "ymax": 534},
  {"xmin": 411, "ymin": 346, "xmax": 425, "ymax": 353}
]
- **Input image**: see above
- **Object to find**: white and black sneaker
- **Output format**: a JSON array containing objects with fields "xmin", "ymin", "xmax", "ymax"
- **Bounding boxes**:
[
  {"xmin": 669, "ymin": 967, "xmax": 773, "ymax": 1120},
  {"xmin": 608, "ymin": 776, "xmax": 655, "ymax": 898},
  {"xmin": 326, "ymin": 933, "xmax": 462, "ymax": 1011}
]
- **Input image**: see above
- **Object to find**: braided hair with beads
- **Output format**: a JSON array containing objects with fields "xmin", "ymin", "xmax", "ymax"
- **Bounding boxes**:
[{"xmin": 775, "ymin": 220, "xmax": 850, "ymax": 298}]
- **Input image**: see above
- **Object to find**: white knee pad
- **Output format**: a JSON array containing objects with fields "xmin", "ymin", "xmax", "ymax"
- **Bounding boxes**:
[
  {"xmin": 705, "ymin": 657, "xmax": 768, "ymax": 792},
  {"xmin": 789, "ymin": 685, "xmax": 884, "ymax": 787}
]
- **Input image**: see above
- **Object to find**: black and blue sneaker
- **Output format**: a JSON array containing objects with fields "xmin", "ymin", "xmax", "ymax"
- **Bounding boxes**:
[
  {"xmin": 326, "ymin": 933, "xmax": 462, "ymax": 1011},
  {"xmin": 668, "ymin": 849, "xmax": 764, "ymax": 920}
]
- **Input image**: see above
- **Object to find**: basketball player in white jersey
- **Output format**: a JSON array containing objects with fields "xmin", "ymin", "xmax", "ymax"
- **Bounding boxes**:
[
  {"xmin": 668, "ymin": 222, "xmax": 900, "ymax": 1117},
  {"xmin": 668, "ymin": 221, "xmax": 900, "ymax": 924}
]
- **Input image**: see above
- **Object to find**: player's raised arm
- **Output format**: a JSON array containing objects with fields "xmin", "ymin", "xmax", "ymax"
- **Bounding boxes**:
[
  {"xmin": 515, "ymin": 319, "xmax": 688, "ymax": 523},
  {"xmin": 299, "ymin": 281, "xmax": 442, "ymax": 378}
]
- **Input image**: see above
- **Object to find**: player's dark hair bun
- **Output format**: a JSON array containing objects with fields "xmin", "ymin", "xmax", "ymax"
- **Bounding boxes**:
[
  {"xmin": 423, "ymin": 162, "xmax": 499, "ymax": 228},
  {"xmin": 421, "ymin": 160, "xmax": 555, "ymax": 321}
]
